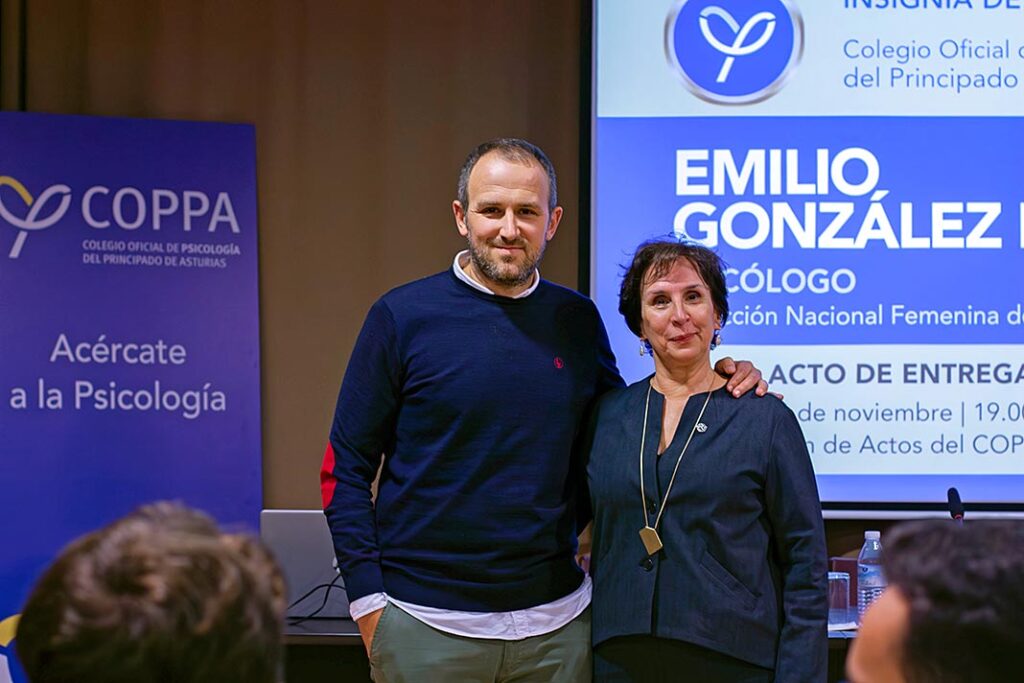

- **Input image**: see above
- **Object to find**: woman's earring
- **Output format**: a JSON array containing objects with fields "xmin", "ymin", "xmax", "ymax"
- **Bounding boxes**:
[
  {"xmin": 711, "ymin": 330, "xmax": 722, "ymax": 350},
  {"xmin": 639, "ymin": 338, "xmax": 653, "ymax": 356}
]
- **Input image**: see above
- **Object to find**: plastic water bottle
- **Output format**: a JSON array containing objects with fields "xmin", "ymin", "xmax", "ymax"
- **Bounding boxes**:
[{"xmin": 857, "ymin": 530, "xmax": 886, "ymax": 620}]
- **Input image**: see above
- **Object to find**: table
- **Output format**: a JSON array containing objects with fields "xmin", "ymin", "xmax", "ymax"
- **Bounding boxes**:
[
  {"xmin": 284, "ymin": 618, "xmax": 368, "ymax": 681},
  {"xmin": 283, "ymin": 619, "xmax": 856, "ymax": 682}
]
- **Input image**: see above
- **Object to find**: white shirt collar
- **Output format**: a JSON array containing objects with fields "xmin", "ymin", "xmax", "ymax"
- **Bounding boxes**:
[{"xmin": 451, "ymin": 250, "xmax": 540, "ymax": 299}]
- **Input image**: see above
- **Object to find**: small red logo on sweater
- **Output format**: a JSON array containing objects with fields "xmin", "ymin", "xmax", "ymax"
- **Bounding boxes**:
[{"xmin": 553, "ymin": 357, "xmax": 565, "ymax": 369}]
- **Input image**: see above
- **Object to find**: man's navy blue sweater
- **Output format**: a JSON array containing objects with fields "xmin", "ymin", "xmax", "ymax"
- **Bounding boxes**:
[{"xmin": 322, "ymin": 269, "xmax": 622, "ymax": 611}]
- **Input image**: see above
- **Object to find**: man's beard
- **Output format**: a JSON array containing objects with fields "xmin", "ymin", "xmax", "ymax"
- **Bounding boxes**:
[{"xmin": 466, "ymin": 237, "xmax": 545, "ymax": 288}]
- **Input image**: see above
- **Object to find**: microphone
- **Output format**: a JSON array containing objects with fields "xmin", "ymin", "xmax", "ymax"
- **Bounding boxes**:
[{"xmin": 947, "ymin": 487, "xmax": 964, "ymax": 526}]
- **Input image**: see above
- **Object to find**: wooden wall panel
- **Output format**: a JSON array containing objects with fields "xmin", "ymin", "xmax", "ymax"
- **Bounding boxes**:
[{"xmin": 2, "ymin": 0, "xmax": 584, "ymax": 508}]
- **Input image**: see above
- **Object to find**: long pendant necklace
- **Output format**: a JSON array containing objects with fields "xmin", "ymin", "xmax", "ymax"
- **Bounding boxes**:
[{"xmin": 638, "ymin": 375, "xmax": 715, "ymax": 557}]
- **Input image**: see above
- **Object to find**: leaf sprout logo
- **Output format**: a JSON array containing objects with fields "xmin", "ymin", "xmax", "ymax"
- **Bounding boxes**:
[
  {"xmin": 0, "ymin": 614, "xmax": 20, "ymax": 683},
  {"xmin": 0, "ymin": 176, "xmax": 73, "ymax": 259},
  {"xmin": 700, "ymin": 8, "xmax": 776, "ymax": 84},
  {"xmin": 666, "ymin": 0, "xmax": 803, "ymax": 105}
]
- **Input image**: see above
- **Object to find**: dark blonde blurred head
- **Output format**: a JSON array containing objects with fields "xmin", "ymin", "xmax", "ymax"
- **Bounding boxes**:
[{"xmin": 16, "ymin": 502, "xmax": 286, "ymax": 683}]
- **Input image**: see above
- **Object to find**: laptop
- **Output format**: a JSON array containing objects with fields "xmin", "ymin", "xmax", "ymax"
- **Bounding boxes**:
[{"xmin": 259, "ymin": 509, "xmax": 351, "ymax": 619}]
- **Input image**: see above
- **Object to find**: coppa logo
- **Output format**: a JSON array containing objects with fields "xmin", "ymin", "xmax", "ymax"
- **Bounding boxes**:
[
  {"xmin": 665, "ymin": 0, "xmax": 803, "ymax": 105},
  {"xmin": 1, "ymin": 176, "xmax": 242, "ymax": 260},
  {"xmin": 0, "ymin": 176, "xmax": 72, "ymax": 258}
]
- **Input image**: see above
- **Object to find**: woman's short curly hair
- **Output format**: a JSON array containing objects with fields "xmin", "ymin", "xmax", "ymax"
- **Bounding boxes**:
[{"xmin": 618, "ymin": 239, "xmax": 729, "ymax": 338}]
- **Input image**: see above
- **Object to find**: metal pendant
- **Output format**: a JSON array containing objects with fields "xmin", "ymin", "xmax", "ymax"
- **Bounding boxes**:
[{"xmin": 639, "ymin": 525, "xmax": 663, "ymax": 556}]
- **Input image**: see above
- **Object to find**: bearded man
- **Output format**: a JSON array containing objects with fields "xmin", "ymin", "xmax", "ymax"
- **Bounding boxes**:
[{"xmin": 320, "ymin": 138, "xmax": 766, "ymax": 682}]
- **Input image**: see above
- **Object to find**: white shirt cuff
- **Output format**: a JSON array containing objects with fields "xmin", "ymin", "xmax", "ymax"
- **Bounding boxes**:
[{"xmin": 349, "ymin": 592, "xmax": 388, "ymax": 620}]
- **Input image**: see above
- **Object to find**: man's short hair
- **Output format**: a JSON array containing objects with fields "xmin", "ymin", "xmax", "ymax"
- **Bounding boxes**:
[
  {"xmin": 16, "ymin": 502, "xmax": 286, "ymax": 683},
  {"xmin": 456, "ymin": 138, "xmax": 558, "ymax": 212},
  {"xmin": 884, "ymin": 519, "xmax": 1024, "ymax": 683}
]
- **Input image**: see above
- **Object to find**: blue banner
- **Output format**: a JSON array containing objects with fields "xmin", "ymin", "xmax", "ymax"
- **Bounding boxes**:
[
  {"xmin": 594, "ymin": 116, "xmax": 1024, "ymax": 346},
  {"xmin": 0, "ymin": 113, "xmax": 262, "ymax": 659}
]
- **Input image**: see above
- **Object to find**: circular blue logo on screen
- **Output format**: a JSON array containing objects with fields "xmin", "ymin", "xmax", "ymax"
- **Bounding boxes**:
[{"xmin": 666, "ymin": 0, "xmax": 803, "ymax": 105}]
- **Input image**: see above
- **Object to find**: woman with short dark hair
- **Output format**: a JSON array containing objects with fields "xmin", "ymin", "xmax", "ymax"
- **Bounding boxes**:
[{"xmin": 585, "ymin": 239, "xmax": 828, "ymax": 682}]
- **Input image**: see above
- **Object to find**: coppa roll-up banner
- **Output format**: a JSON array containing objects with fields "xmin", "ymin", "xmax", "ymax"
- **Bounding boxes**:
[
  {"xmin": 593, "ymin": 1, "xmax": 1024, "ymax": 506},
  {"xmin": 0, "ymin": 113, "xmax": 261, "ymax": 679}
]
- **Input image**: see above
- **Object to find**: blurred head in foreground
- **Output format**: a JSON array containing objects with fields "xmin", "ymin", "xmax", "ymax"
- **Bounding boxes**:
[
  {"xmin": 846, "ymin": 519, "xmax": 1024, "ymax": 683},
  {"xmin": 16, "ymin": 502, "xmax": 286, "ymax": 683}
]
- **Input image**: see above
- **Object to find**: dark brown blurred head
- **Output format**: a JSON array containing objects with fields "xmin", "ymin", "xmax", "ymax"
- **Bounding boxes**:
[
  {"xmin": 847, "ymin": 519, "xmax": 1024, "ymax": 683},
  {"xmin": 16, "ymin": 502, "xmax": 286, "ymax": 683}
]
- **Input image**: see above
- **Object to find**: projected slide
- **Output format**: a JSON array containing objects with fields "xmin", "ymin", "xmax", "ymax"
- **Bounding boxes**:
[{"xmin": 592, "ymin": 0, "xmax": 1024, "ymax": 506}]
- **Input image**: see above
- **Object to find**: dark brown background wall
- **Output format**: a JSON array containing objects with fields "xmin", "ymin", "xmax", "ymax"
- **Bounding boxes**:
[{"xmin": 1, "ymin": 0, "xmax": 585, "ymax": 509}]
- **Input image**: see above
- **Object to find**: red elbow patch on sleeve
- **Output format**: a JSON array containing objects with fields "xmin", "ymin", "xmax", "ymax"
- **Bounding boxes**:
[{"xmin": 320, "ymin": 442, "xmax": 337, "ymax": 509}]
